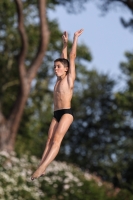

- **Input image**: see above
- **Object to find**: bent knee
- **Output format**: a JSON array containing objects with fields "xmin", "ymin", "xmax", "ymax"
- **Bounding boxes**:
[
  {"xmin": 47, "ymin": 137, "xmax": 52, "ymax": 145},
  {"xmin": 49, "ymin": 140, "xmax": 61, "ymax": 149},
  {"xmin": 52, "ymin": 134, "xmax": 63, "ymax": 146}
]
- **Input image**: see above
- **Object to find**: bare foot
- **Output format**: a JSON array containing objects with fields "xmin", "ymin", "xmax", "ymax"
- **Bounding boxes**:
[
  {"xmin": 40, "ymin": 171, "xmax": 46, "ymax": 177},
  {"xmin": 31, "ymin": 166, "xmax": 46, "ymax": 181}
]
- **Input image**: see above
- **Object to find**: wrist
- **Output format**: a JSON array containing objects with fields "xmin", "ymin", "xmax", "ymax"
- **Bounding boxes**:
[
  {"xmin": 74, "ymin": 35, "xmax": 78, "ymax": 39},
  {"xmin": 73, "ymin": 37, "xmax": 78, "ymax": 43},
  {"xmin": 63, "ymin": 41, "xmax": 68, "ymax": 44},
  {"xmin": 63, "ymin": 43, "xmax": 67, "ymax": 47}
]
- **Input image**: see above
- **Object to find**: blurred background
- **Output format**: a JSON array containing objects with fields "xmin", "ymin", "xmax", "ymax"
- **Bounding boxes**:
[{"xmin": 1, "ymin": 0, "xmax": 133, "ymax": 199}]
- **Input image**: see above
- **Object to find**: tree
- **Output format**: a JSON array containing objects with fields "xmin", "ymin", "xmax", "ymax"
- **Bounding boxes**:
[
  {"xmin": 0, "ymin": 0, "xmax": 49, "ymax": 152},
  {"xmin": 115, "ymin": 51, "xmax": 133, "ymax": 192},
  {"xmin": 93, "ymin": 0, "xmax": 133, "ymax": 30}
]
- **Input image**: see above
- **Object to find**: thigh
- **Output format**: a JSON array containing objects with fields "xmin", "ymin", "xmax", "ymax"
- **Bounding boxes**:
[
  {"xmin": 53, "ymin": 114, "xmax": 73, "ymax": 143},
  {"xmin": 47, "ymin": 118, "xmax": 58, "ymax": 140}
]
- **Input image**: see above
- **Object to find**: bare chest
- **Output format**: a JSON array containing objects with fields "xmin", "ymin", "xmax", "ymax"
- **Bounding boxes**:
[{"xmin": 54, "ymin": 79, "xmax": 69, "ymax": 93}]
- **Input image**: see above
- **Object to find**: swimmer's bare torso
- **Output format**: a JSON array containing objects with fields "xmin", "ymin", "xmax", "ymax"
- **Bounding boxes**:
[{"xmin": 54, "ymin": 75, "xmax": 73, "ymax": 111}]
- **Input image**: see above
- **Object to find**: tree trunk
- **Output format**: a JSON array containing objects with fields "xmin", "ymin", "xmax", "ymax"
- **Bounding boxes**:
[
  {"xmin": 0, "ymin": 124, "xmax": 15, "ymax": 152},
  {"xmin": 0, "ymin": 79, "xmax": 31, "ymax": 151},
  {"xmin": 0, "ymin": 0, "xmax": 49, "ymax": 152},
  {"xmin": 0, "ymin": 117, "xmax": 11, "ymax": 151}
]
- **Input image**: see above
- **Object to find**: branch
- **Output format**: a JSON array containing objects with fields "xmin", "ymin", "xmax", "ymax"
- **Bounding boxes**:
[
  {"xmin": 7, "ymin": 0, "xmax": 49, "ymax": 141},
  {"xmin": 112, "ymin": 0, "xmax": 133, "ymax": 9},
  {"xmin": 27, "ymin": 0, "xmax": 50, "ymax": 80},
  {"xmin": 2, "ymin": 80, "xmax": 19, "ymax": 91},
  {"xmin": 100, "ymin": 0, "xmax": 133, "ymax": 12},
  {"xmin": 8, "ymin": 0, "xmax": 29, "ymax": 137},
  {"xmin": 123, "ymin": 0, "xmax": 133, "ymax": 10},
  {"xmin": 8, "ymin": 90, "xmax": 29, "ymax": 140},
  {"xmin": 14, "ymin": 0, "xmax": 28, "ymax": 79}
]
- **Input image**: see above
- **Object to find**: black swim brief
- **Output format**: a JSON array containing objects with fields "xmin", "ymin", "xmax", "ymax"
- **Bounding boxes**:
[{"xmin": 54, "ymin": 108, "xmax": 73, "ymax": 122}]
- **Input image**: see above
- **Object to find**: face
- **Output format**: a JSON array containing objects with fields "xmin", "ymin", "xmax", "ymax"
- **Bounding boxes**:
[{"xmin": 54, "ymin": 61, "xmax": 68, "ymax": 77}]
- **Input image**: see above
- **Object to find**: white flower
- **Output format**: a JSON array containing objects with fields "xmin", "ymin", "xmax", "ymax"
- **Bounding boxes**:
[
  {"xmin": 1, "ymin": 172, "xmax": 10, "ymax": 181},
  {"xmin": 0, "ymin": 187, "xmax": 4, "ymax": 195},
  {"xmin": 11, "ymin": 157, "xmax": 19, "ymax": 163},
  {"xmin": 64, "ymin": 184, "xmax": 70, "ymax": 190},
  {"xmin": 43, "ymin": 176, "xmax": 53, "ymax": 184},
  {"xmin": 0, "ymin": 151, "xmax": 10, "ymax": 158},
  {"xmin": 30, "ymin": 156, "xmax": 38, "ymax": 163}
]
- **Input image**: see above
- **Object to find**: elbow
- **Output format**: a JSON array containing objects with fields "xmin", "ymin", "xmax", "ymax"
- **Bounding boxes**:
[{"xmin": 69, "ymin": 53, "xmax": 76, "ymax": 59}]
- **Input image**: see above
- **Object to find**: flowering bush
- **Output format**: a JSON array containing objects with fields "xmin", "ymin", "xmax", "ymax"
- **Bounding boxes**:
[{"xmin": 0, "ymin": 151, "xmax": 133, "ymax": 200}]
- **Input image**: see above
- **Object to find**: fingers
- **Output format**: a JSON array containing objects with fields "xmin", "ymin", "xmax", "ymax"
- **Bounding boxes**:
[
  {"xmin": 62, "ymin": 29, "xmax": 83, "ymax": 41},
  {"xmin": 74, "ymin": 29, "xmax": 84, "ymax": 37},
  {"xmin": 64, "ymin": 31, "xmax": 67, "ymax": 36},
  {"xmin": 65, "ymin": 31, "xmax": 68, "ymax": 38},
  {"xmin": 78, "ymin": 29, "xmax": 84, "ymax": 34},
  {"xmin": 62, "ymin": 31, "xmax": 68, "ymax": 43},
  {"xmin": 63, "ymin": 31, "xmax": 68, "ymax": 38}
]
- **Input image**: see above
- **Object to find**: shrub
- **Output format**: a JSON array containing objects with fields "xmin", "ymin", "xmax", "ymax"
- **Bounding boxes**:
[{"xmin": 0, "ymin": 151, "xmax": 133, "ymax": 200}]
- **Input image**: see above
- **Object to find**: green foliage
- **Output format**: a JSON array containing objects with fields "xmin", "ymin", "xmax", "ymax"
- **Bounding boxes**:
[
  {"xmin": 0, "ymin": 0, "xmax": 20, "ymax": 116},
  {"xmin": 114, "ymin": 189, "xmax": 133, "ymax": 200},
  {"xmin": 114, "ymin": 51, "xmax": 133, "ymax": 192},
  {"xmin": 116, "ymin": 51, "xmax": 133, "ymax": 110},
  {"xmin": 47, "ymin": 0, "xmax": 90, "ymax": 13}
]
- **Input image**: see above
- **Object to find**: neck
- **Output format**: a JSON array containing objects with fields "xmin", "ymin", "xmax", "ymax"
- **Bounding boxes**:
[{"xmin": 57, "ymin": 73, "xmax": 66, "ymax": 80}]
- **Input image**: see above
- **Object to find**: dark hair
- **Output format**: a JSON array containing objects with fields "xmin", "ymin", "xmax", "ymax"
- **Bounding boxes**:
[{"xmin": 54, "ymin": 58, "xmax": 70, "ymax": 68}]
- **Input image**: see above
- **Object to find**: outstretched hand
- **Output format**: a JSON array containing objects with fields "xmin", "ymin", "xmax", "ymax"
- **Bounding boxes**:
[
  {"xmin": 62, "ymin": 31, "xmax": 68, "ymax": 44},
  {"xmin": 74, "ymin": 29, "xmax": 84, "ymax": 37}
]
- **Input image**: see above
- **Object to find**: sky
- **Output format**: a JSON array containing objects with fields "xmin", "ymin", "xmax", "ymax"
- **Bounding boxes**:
[{"xmin": 48, "ymin": 2, "xmax": 133, "ymax": 88}]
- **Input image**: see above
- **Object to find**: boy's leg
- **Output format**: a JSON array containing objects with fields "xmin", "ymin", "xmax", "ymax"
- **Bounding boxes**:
[
  {"xmin": 39, "ymin": 118, "xmax": 58, "ymax": 166},
  {"xmin": 31, "ymin": 114, "xmax": 73, "ymax": 179}
]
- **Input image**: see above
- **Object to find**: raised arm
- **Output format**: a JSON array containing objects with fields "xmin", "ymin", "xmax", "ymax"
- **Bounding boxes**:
[
  {"xmin": 69, "ymin": 29, "xmax": 84, "ymax": 80},
  {"xmin": 61, "ymin": 31, "xmax": 68, "ymax": 59}
]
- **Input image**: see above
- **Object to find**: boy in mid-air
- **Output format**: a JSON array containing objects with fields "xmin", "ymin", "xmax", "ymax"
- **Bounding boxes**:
[{"xmin": 31, "ymin": 29, "xmax": 83, "ymax": 180}]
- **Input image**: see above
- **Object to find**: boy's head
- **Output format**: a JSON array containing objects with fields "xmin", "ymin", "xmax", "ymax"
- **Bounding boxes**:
[
  {"xmin": 54, "ymin": 58, "xmax": 70, "ymax": 76},
  {"xmin": 54, "ymin": 58, "xmax": 69, "ymax": 69}
]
